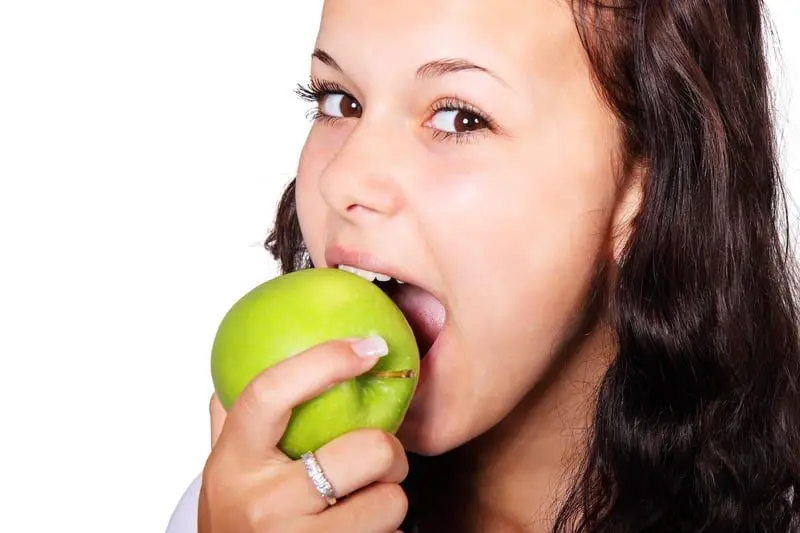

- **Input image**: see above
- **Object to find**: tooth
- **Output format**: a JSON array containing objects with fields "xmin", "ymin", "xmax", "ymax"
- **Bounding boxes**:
[
  {"xmin": 397, "ymin": 279, "xmax": 405, "ymax": 284},
  {"xmin": 353, "ymin": 268, "xmax": 376, "ymax": 282},
  {"xmin": 338, "ymin": 264, "xmax": 392, "ymax": 283}
]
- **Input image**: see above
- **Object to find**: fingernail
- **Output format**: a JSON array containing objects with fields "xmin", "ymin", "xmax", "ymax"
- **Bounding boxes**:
[{"xmin": 350, "ymin": 336, "xmax": 389, "ymax": 358}]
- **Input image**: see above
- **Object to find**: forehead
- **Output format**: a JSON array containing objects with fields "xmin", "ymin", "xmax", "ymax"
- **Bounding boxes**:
[{"xmin": 317, "ymin": 0, "xmax": 585, "ymax": 88}]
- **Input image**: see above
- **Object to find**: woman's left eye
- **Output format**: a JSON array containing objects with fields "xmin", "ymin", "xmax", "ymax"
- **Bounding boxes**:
[
  {"xmin": 424, "ymin": 100, "xmax": 496, "ymax": 143},
  {"xmin": 428, "ymin": 108, "xmax": 488, "ymax": 134}
]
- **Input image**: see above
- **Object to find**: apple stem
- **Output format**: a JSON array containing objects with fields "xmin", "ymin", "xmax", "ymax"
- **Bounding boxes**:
[{"xmin": 365, "ymin": 369, "xmax": 417, "ymax": 379}]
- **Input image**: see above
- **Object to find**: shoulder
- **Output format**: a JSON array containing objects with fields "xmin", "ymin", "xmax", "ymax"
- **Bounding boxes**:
[{"xmin": 165, "ymin": 474, "xmax": 202, "ymax": 533}]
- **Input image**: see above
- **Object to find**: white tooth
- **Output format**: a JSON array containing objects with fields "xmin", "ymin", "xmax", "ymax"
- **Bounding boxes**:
[
  {"xmin": 353, "ymin": 268, "xmax": 377, "ymax": 282},
  {"xmin": 337, "ymin": 264, "xmax": 387, "ymax": 282},
  {"xmin": 396, "ymin": 279, "xmax": 405, "ymax": 284}
]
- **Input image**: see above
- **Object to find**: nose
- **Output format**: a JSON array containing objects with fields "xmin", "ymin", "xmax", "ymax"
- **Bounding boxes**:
[{"xmin": 317, "ymin": 119, "xmax": 405, "ymax": 222}]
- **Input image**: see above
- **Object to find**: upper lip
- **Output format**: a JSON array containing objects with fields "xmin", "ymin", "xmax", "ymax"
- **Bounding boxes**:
[{"xmin": 324, "ymin": 243, "xmax": 444, "ymax": 302}]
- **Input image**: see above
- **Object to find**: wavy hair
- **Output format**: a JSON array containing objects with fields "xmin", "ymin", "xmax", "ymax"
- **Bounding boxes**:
[{"xmin": 264, "ymin": 1, "xmax": 800, "ymax": 530}]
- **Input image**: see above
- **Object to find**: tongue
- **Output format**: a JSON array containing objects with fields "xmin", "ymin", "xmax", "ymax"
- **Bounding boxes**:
[{"xmin": 387, "ymin": 284, "xmax": 445, "ymax": 355}]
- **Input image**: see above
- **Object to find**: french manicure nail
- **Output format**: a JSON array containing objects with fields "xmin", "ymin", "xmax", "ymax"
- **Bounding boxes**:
[{"xmin": 351, "ymin": 336, "xmax": 389, "ymax": 358}]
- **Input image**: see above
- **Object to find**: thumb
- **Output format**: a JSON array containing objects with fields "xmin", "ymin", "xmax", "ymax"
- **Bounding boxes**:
[{"xmin": 209, "ymin": 393, "xmax": 227, "ymax": 448}]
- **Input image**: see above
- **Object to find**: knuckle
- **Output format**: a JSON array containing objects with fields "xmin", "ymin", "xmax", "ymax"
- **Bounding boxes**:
[
  {"xmin": 199, "ymin": 460, "xmax": 228, "ymax": 512},
  {"xmin": 200, "ymin": 464, "xmax": 217, "ymax": 497},
  {"xmin": 245, "ymin": 474, "xmax": 292, "ymax": 528},
  {"xmin": 376, "ymin": 483, "xmax": 409, "ymax": 522},
  {"xmin": 242, "ymin": 496, "xmax": 269, "ymax": 528},
  {"xmin": 200, "ymin": 461, "xmax": 287, "ymax": 531},
  {"xmin": 240, "ymin": 372, "xmax": 280, "ymax": 415},
  {"xmin": 362, "ymin": 430, "xmax": 400, "ymax": 473}
]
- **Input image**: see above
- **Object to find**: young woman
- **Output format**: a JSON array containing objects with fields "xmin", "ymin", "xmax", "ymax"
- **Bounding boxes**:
[{"xmin": 168, "ymin": 1, "xmax": 800, "ymax": 531}]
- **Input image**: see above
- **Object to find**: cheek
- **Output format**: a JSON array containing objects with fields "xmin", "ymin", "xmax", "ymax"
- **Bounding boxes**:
[{"xmin": 415, "ymin": 142, "xmax": 617, "ymax": 353}]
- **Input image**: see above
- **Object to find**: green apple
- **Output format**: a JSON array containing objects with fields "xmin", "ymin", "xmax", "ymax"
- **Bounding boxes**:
[{"xmin": 211, "ymin": 267, "xmax": 420, "ymax": 459}]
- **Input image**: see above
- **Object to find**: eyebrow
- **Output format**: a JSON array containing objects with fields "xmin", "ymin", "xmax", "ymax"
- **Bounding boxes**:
[
  {"xmin": 311, "ymin": 48, "xmax": 342, "ymax": 71},
  {"xmin": 311, "ymin": 48, "xmax": 508, "ymax": 86}
]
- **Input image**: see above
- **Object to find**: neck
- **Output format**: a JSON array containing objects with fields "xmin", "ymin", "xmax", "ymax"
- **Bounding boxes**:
[
  {"xmin": 415, "ymin": 324, "xmax": 614, "ymax": 533},
  {"xmin": 475, "ymin": 324, "xmax": 613, "ymax": 532}
]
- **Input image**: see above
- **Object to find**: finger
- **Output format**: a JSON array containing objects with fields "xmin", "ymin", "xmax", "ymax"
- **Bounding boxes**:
[
  {"xmin": 210, "ymin": 393, "xmax": 226, "ymax": 448},
  {"xmin": 219, "ymin": 337, "xmax": 386, "ymax": 460},
  {"xmin": 314, "ymin": 429, "xmax": 408, "ymax": 501},
  {"xmin": 300, "ymin": 483, "xmax": 409, "ymax": 533},
  {"xmin": 277, "ymin": 428, "xmax": 409, "ymax": 516}
]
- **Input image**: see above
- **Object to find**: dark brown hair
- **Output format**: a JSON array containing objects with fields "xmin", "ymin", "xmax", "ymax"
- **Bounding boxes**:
[{"xmin": 265, "ymin": 1, "xmax": 800, "ymax": 530}]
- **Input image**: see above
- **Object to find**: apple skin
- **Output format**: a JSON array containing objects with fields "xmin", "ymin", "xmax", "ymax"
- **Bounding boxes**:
[{"xmin": 211, "ymin": 267, "xmax": 420, "ymax": 459}]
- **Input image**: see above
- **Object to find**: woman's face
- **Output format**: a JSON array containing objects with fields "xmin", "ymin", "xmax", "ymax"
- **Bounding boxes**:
[{"xmin": 295, "ymin": 0, "xmax": 632, "ymax": 455}]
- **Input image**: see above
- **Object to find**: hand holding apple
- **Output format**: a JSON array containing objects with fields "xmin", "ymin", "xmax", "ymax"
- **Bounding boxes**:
[
  {"xmin": 210, "ymin": 267, "xmax": 420, "ymax": 459},
  {"xmin": 200, "ymin": 336, "xmax": 412, "ymax": 532}
]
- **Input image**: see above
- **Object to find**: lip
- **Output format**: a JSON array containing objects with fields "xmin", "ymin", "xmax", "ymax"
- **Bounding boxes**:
[
  {"xmin": 417, "ymin": 325, "xmax": 445, "ymax": 384},
  {"xmin": 408, "ymin": 324, "xmax": 447, "ymax": 413},
  {"xmin": 324, "ymin": 243, "xmax": 446, "ymax": 303}
]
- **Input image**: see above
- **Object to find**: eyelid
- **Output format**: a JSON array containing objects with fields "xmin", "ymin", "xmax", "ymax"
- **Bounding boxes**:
[
  {"xmin": 295, "ymin": 77, "xmax": 356, "ymax": 103},
  {"xmin": 429, "ymin": 128, "xmax": 491, "ymax": 145},
  {"xmin": 426, "ymin": 96, "xmax": 500, "ymax": 133}
]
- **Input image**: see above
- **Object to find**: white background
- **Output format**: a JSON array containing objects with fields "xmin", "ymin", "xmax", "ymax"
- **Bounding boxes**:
[{"xmin": 0, "ymin": 1, "xmax": 797, "ymax": 531}]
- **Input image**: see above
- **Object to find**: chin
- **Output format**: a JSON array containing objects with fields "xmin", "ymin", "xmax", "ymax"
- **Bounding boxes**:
[
  {"xmin": 394, "ymin": 332, "xmax": 491, "ymax": 456},
  {"xmin": 397, "ymin": 418, "xmax": 459, "ymax": 456},
  {"xmin": 396, "ymin": 396, "xmax": 483, "ymax": 456}
]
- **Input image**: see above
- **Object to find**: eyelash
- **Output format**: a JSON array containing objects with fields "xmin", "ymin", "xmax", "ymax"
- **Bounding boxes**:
[
  {"xmin": 295, "ymin": 77, "xmax": 499, "ymax": 144},
  {"xmin": 428, "ymin": 97, "xmax": 497, "ymax": 144}
]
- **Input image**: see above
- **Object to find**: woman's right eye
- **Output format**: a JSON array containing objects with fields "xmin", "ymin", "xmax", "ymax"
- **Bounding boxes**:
[
  {"xmin": 295, "ymin": 80, "xmax": 362, "ymax": 122},
  {"xmin": 319, "ymin": 93, "xmax": 362, "ymax": 119}
]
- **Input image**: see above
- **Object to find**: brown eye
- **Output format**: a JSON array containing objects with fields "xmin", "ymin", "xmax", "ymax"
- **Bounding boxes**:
[
  {"xmin": 430, "ymin": 109, "xmax": 487, "ymax": 133},
  {"xmin": 320, "ymin": 93, "xmax": 361, "ymax": 118}
]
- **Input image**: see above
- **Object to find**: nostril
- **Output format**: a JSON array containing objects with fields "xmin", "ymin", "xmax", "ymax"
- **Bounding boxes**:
[{"xmin": 345, "ymin": 202, "xmax": 385, "ymax": 215}]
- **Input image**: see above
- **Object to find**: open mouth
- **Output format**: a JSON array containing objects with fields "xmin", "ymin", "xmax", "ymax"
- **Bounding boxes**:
[{"xmin": 337, "ymin": 264, "xmax": 446, "ymax": 358}]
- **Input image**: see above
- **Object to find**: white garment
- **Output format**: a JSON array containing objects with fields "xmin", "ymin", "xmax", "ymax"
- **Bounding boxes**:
[{"xmin": 165, "ymin": 474, "xmax": 202, "ymax": 533}]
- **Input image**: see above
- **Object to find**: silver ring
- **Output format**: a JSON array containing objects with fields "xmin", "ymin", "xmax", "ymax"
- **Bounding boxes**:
[{"xmin": 301, "ymin": 451, "xmax": 337, "ymax": 506}]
